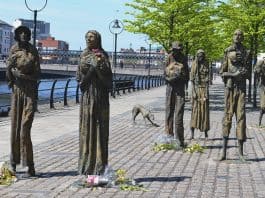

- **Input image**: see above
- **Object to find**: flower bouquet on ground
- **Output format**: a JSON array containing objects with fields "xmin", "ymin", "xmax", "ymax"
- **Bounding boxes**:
[
  {"xmin": 0, "ymin": 162, "xmax": 17, "ymax": 186},
  {"xmin": 72, "ymin": 167, "xmax": 148, "ymax": 191},
  {"xmin": 115, "ymin": 169, "xmax": 148, "ymax": 191},
  {"xmin": 152, "ymin": 134, "xmax": 183, "ymax": 152},
  {"xmin": 184, "ymin": 143, "xmax": 206, "ymax": 153}
]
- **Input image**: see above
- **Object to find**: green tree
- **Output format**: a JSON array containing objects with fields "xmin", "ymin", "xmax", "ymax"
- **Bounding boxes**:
[
  {"xmin": 216, "ymin": 0, "xmax": 265, "ymax": 104},
  {"xmin": 125, "ymin": 0, "xmax": 217, "ymax": 57}
]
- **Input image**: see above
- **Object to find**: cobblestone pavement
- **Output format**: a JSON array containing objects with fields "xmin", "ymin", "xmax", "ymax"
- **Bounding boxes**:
[{"xmin": 1, "ymin": 76, "xmax": 265, "ymax": 198}]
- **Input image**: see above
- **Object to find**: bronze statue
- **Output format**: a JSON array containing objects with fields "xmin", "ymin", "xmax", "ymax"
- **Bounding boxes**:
[
  {"xmin": 164, "ymin": 41, "xmax": 189, "ymax": 148},
  {"xmin": 76, "ymin": 30, "xmax": 112, "ymax": 175},
  {"xmin": 6, "ymin": 26, "xmax": 40, "ymax": 176},
  {"xmin": 219, "ymin": 29, "xmax": 250, "ymax": 161},
  {"xmin": 190, "ymin": 49, "xmax": 210, "ymax": 139},
  {"xmin": 254, "ymin": 57, "xmax": 265, "ymax": 126}
]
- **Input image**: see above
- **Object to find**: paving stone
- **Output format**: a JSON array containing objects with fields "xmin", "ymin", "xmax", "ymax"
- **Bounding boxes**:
[{"xmin": 0, "ymin": 77, "xmax": 265, "ymax": 197}]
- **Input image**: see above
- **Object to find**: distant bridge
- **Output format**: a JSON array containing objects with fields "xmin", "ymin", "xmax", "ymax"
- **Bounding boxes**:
[{"xmin": 0, "ymin": 50, "xmax": 165, "ymax": 79}]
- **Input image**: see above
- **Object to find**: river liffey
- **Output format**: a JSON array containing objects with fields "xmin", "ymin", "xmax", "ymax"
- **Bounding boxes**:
[
  {"xmin": 0, "ymin": 77, "xmax": 78, "ymax": 110},
  {"xmin": 0, "ymin": 73, "xmax": 159, "ymax": 112}
]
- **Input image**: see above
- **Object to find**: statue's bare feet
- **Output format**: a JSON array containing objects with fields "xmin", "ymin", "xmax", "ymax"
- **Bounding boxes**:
[{"xmin": 205, "ymin": 131, "xmax": 208, "ymax": 140}]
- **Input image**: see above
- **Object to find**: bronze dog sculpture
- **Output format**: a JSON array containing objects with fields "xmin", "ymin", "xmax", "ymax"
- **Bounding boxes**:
[{"xmin": 132, "ymin": 104, "xmax": 159, "ymax": 127}]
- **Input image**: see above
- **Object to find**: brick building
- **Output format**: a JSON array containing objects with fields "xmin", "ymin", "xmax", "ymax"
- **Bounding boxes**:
[{"xmin": 38, "ymin": 36, "xmax": 69, "ymax": 50}]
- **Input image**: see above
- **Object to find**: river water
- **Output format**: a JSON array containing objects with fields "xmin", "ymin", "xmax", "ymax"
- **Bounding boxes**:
[
  {"xmin": 0, "ymin": 73, "xmax": 153, "ymax": 112},
  {"xmin": 0, "ymin": 78, "xmax": 78, "ymax": 110}
]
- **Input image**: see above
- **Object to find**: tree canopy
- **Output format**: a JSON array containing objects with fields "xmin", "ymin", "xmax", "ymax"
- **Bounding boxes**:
[{"xmin": 125, "ymin": 0, "xmax": 265, "ymax": 62}]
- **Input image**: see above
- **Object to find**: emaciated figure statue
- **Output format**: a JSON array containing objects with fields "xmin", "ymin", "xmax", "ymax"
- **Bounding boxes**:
[
  {"xmin": 254, "ymin": 57, "xmax": 265, "ymax": 126},
  {"xmin": 76, "ymin": 30, "xmax": 112, "ymax": 175},
  {"xmin": 6, "ymin": 26, "xmax": 40, "ymax": 176},
  {"xmin": 190, "ymin": 49, "xmax": 210, "ymax": 139},
  {"xmin": 219, "ymin": 29, "xmax": 250, "ymax": 161},
  {"xmin": 164, "ymin": 41, "xmax": 189, "ymax": 148}
]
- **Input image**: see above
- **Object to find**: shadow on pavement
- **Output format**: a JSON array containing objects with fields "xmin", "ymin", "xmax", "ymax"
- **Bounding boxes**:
[
  {"xmin": 246, "ymin": 158, "xmax": 265, "ymax": 162},
  {"xmin": 208, "ymin": 137, "xmax": 253, "ymax": 141},
  {"xmin": 135, "ymin": 176, "xmax": 191, "ymax": 183},
  {"xmin": 37, "ymin": 171, "xmax": 78, "ymax": 178},
  {"xmin": 206, "ymin": 145, "xmax": 237, "ymax": 149},
  {"xmin": 208, "ymin": 137, "xmax": 236, "ymax": 141}
]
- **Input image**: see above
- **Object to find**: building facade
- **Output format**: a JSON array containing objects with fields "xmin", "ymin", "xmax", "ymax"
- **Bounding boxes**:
[
  {"xmin": 38, "ymin": 37, "xmax": 69, "ymax": 64},
  {"xmin": 0, "ymin": 19, "xmax": 13, "ymax": 58},
  {"xmin": 13, "ymin": 18, "xmax": 50, "ymax": 41},
  {"xmin": 38, "ymin": 36, "xmax": 69, "ymax": 50}
]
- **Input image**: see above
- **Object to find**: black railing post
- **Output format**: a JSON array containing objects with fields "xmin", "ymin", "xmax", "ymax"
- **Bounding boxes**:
[
  {"xmin": 35, "ymin": 80, "xmax": 41, "ymax": 112},
  {"xmin": 112, "ymin": 74, "xmax": 116, "ymax": 98},
  {"xmin": 141, "ymin": 76, "xmax": 144, "ymax": 89},
  {"xmin": 137, "ymin": 76, "xmax": 141, "ymax": 90},
  {"xmin": 64, "ymin": 79, "xmax": 71, "ymax": 106},
  {"xmin": 133, "ymin": 76, "xmax": 137, "ymax": 91},
  {"xmin": 50, "ymin": 80, "xmax": 57, "ymax": 109},
  {"xmin": 76, "ymin": 83, "xmax": 80, "ymax": 103},
  {"xmin": 145, "ymin": 76, "xmax": 148, "ymax": 89}
]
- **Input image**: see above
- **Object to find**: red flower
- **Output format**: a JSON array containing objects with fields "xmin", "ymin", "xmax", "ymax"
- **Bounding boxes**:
[{"xmin": 92, "ymin": 49, "xmax": 103, "ymax": 57}]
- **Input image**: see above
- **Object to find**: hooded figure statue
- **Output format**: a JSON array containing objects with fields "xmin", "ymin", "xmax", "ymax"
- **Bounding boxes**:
[
  {"xmin": 190, "ymin": 49, "xmax": 210, "ymax": 139},
  {"xmin": 76, "ymin": 30, "xmax": 112, "ymax": 175},
  {"xmin": 164, "ymin": 41, "xmax": 189, "ymax": 148},
  {"xmin": 6, "ymin": 26, "xmax": 40, "ymax": 177}
]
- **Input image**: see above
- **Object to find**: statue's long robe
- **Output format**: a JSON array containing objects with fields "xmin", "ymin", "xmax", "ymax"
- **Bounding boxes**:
[
  {"xmin": 254, "ymin": 60, "xmax": 265, "ymax": 109},
  {"xmin": 6, "ymin": 43, "xmax": 40, "ymax": 167},
  {"xmin": 190, "ymin": 60, "xmax": 210, "ymax": 132},
  {"xmin": 76, "ymin": 48, "xmax": 112, "ymax": 175},
  {"xmin": 164, "ymin": 52, "xmax": 189, "ymax": 144}
]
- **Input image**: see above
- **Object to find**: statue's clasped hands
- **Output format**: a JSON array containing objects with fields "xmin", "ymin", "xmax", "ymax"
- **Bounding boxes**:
[{"xmin": 11, "ymin": 68, "xmax": 23, "ymax": 78}]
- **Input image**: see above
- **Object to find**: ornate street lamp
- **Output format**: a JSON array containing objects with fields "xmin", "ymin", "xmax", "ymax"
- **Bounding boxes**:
[
  {"xmin": 109, "ymin": 19, "xmax": 124, "ymax": 70},
  {"xmin": 25, "ymin": 0, "xmax": 48, "ymax": 47},
  {"xmin": 109, "ymin": 19, "xmax": 124, "ymax": 97}
]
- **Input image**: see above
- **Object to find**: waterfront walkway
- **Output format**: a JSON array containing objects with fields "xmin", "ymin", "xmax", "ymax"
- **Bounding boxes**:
[{"xmin": 1, "ymin": 76, "xmax": 265, "ymax": 198}]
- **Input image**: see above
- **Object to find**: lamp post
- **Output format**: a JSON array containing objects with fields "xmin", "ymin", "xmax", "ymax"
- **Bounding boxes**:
[
  {"xmin": 25, "ymin": 0, "xmax": 48, "ymax": 47},
  {"xmin": 109, "ymin": 19, "xmax": 124, "ymax": 97},
  {"xmin": 145, "ymin": 38, "xmax": 152, "ymax": 90}
]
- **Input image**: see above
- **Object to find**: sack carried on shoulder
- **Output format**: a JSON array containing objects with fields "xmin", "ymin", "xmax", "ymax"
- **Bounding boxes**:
[{"xmin": 165, "ymin": 62, "xmax": 184, "ymax": 78}]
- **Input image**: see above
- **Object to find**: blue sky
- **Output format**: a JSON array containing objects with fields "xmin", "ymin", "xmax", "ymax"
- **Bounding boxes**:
[{"xmin": 0, "ymin": 0, "xmax": 146, "ymax": 51}]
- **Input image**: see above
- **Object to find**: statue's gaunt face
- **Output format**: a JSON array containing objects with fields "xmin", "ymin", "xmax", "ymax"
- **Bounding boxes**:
[
  {"xmin": 197, "ymin": 52, "xmax": 205, "ymax": 63},
  {"xmin": 19, "ymin": 31, "xmax": 28, "ymax": 43},
  {"xmin": 86, "ymin": 32, "xmax": 97, "ymax": 50},
  {"xmin": 233, "ymin": 30, "xmax": 244, "ymax": 44}
]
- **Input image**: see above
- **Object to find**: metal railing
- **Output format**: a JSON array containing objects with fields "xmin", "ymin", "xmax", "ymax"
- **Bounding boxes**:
[{"xmin": 0, "ymin": 75, "xmax": 165, "ymax": 111}]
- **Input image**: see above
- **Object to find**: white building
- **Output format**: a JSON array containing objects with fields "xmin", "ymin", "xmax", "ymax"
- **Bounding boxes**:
[
  {"xmin": 0, "ymin": 19, "xmax": 13, "ymax": 58},
  {"xmin": 13, "ymin": 18, "xmax": 50, "ymax": 41}
]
